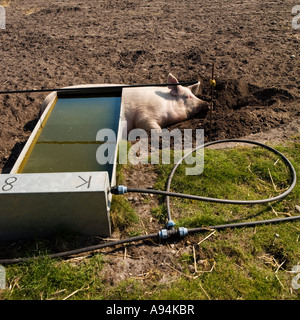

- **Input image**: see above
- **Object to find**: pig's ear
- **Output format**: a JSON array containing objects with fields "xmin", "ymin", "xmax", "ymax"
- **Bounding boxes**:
[
  {"xmin": 188, "ymin": 81, "xmax": 201, "ymax": 95},
  {"xmin": 168, "ymin": 73, "xmax": 180, "ymax": 96},
  {"xmin": 167, "ymin": 73, "xmax": 178, "ymax": 84}
]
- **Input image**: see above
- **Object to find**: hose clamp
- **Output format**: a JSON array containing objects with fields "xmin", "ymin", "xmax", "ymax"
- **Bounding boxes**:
[
  {"xmin": 178, "ymin": 227, "xmax": 188, "ymax": 238},
  {"xmin": 117, "ymin": 185, "xmax": 127, "ymax": 194},
  {"xmin": 159, "ymin": 229, "xmax": 168, "ymax": 240}
]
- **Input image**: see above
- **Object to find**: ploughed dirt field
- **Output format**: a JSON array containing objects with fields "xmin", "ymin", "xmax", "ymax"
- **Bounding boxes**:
[{"xmin": 0, "ymin": 1, "xmax": 299, "ymax": 284}]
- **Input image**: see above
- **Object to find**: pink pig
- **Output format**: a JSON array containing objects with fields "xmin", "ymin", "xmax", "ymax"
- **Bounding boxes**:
[
  {"xmin": 123, "ymin": 73, "xmax": 209, "ymax": 132},
  {"xmin": 40, "ymin": 73, "xmax": 209, "ymax": 133}
]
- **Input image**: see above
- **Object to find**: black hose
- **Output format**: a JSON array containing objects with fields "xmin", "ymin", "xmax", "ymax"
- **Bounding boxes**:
[
  {"xmin": 188, "ymin": 215, "xmax": 300, "ymax": 234},
  {"xmin": 0, "ymin": 81, "xmax": 198, "ymax": 95},
  {"xmin": 0, "ymin": 233, "xmax": 158, "ymax": 265},
  {"xmin": 0, "ymin": 139, "xmax": 298, "ymax": 265},
  {"xmin": 125, "ymin": 139, "xmax": 298, "ymax": 227},
  {"xmin": 125, "ymin": 140, "xmax": 296, "ymax": 221},
  {"xmin": 164, "ymin": 139, "xmax": 297, "ymax": 223},
  {"xmin": 1, "ymin": 215, "xmax": 299, "ymax": 265}
]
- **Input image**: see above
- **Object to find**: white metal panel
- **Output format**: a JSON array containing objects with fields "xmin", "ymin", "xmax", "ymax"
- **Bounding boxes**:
[{"xmin": 0, "ymin": 172, "xmax": 111, "ymax": 240}]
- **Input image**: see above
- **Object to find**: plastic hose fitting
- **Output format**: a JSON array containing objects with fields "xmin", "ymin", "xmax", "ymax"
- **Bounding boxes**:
[
  {"xmin": 166, "ymin": 220, "xmax": 175, "ymax": 229},
  {"xmin": 117, "ymin": 185, "xmax": 127, "ymax": 194},
  {"xmin": 159, "ymin": 229, "xmax": 168, "ymax": 240},
  {"xmin": 178, "ymin": 227, "xmax": 188, "ymax": 238}
]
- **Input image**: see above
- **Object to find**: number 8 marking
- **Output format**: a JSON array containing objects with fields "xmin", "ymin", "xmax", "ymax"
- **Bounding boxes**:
[{"xmin": 2, "ymin": 177, "xmax": 17, "ymax": 191}]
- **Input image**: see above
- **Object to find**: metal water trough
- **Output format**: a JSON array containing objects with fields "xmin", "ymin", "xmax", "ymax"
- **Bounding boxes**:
[{"xmin": 0, "ymin": 86, "xmax": 125, "ymax": 240}]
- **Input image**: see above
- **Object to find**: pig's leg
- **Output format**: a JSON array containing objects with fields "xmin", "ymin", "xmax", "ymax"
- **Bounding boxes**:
[
  {"xmin": 147, "ymin": 122, "xmax": 162, "ymax": 132},
  {"xmin": 135, "ymin": 117, "xmax": 162, "ymax": 132}
]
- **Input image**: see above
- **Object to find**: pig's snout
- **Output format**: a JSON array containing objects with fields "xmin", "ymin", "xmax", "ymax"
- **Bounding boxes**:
[
  {"xmin": 192, "ymin": 99, "xmax": 210, "ymax": 118},
  {"xmin": 200, "ymin": 100, "xmax": 210, "ymax": 111}
]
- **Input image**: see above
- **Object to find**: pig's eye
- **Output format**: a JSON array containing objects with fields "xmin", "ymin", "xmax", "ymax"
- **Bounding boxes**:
[{"xmin": 185, "ymin": 95, "xmax": 192, "ymax": 99}]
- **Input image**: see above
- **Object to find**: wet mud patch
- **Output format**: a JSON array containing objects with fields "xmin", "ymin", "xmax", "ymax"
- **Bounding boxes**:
[{"xmin": 169, "ymin": 78, "xmax": 299, "ymax": 143}]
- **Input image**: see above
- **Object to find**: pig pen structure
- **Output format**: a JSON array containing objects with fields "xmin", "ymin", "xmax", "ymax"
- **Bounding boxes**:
[{"xmin": 0, "ymin": 86, "xmax": 124, "ymax": 241}]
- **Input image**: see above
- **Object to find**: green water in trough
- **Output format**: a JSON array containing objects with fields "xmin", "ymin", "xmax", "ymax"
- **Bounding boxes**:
[{"xmin": 20, "ymin": 96, "xmax": 121, "ymax": 180}]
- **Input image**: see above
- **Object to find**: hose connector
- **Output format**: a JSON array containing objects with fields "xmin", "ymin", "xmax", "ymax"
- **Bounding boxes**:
[
  {"xmin": 178, "ymin": 227, "xmax": 188, "ymax": 238},
  {"xmin": 166, "ymin": 220, "xmax": 175, "ymax": 230},
  {"xmin": 159, "ymin": 229, "xmax": 168, "ymax": 240},
  {"xmin": 118, "ymin": 185, "xmax": 127, "ymax": 194},
  {"xmin": 159, "ymin": 227, "xmax": 188, "ymax": 240},
  {"xmin": 111, "ymin": 185, "xmax": 128, "ymax": 195}
]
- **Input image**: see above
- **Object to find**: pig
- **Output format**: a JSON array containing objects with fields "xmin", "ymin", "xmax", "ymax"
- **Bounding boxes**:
[
  {"xmin": 124, "ymin": 73, "xmax": 209, "ymax": 133},
  {"xmin": 39, "ymin": 73, "xmax": 209, "ymax": 133}
]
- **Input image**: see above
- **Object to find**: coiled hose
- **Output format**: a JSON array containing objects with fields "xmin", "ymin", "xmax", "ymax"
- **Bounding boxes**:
[
  {"xmin": 0, "ymin": 139, "xmax": 298, "ymax": 265},
  {"xmin": 128, "ymin": 139, "xmax": 297, "ymax": 223}
]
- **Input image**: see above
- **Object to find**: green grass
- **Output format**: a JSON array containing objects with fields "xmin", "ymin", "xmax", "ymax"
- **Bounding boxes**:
[
  {"xmin": 110, "ymin": 142, "xmax": 140, "ymax": 232},
  {"xmin": 2, "ymin": 254, "xmax": 105, "ymax": 300},
  {"xmin": 153, "ymin": 143, "xmax": 299, "ymax": 228},
  {"xmin": 148, "ymin": 141, "xmax": 300, "ymax": 300},
  {"xmin": 1, "ymin": 140, "xmax": 299, "ymax": 300},
  {"xmin": 110, "ymin": 195, "xmax": 139, "ymax": 231}
]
